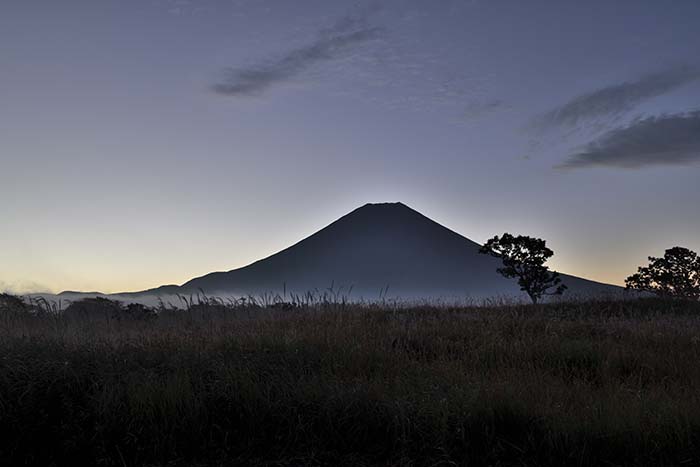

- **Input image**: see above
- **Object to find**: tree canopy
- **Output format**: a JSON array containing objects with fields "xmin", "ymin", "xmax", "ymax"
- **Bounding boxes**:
[
  {"xmin": 479, "ymin": 233, "xmax": 566, "ymax": 304},
  {"xmin": 626, "ymin": 247, "xmax": 700, "ymax": 300}
]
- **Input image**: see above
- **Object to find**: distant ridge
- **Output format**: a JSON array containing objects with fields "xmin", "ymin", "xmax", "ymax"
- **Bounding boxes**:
[{"xmin": 81, "ymin": 201, "xmax": 620, "ymax": 301}]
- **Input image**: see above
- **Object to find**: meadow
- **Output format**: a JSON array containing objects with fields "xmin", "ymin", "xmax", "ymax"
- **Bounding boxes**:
[{"xmin": 2, "ymin": 293, "xmax": 700, "ymax": 466}]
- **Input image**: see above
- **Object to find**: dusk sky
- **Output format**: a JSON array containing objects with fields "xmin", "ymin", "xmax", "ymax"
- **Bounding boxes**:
[{"xmin": 2, "ymin": 0, "xmax": 700, "ymax": 294}]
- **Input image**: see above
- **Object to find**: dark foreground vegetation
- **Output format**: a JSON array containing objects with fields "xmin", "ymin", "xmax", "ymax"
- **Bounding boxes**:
[{"xmin": 2, "ymin": 294, "xmax": 700, "ymax": 466}]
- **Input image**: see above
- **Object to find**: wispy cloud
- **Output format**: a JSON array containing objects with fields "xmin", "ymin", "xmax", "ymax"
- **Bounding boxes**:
[
  {"xmin": 213, "ymin": 14, "xmax": 382, "ymax": 97},
  {"xmin": 557, "ymin": 111, "xmax": 700, "ymax": 169},
  {"xmin": 0, "ymin": 280, "xmax": 54, "ymax": 295},
  {"xmin": 461, "ymin": 98, "xmax": 507, "ymax": 120},
  {"xmin": 534, "ymin": 66, "xmax": 700, "ymax": 129}
]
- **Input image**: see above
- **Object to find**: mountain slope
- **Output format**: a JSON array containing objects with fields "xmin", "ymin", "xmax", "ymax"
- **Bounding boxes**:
[{"xmin": 123, "ymin": 202, "xmax": 618, "ymax": 301}]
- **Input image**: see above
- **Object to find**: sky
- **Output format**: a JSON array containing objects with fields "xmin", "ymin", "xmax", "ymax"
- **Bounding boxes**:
[{"xmin": 1, "ymin": 0, "xmax": 699, "ymax": 294}]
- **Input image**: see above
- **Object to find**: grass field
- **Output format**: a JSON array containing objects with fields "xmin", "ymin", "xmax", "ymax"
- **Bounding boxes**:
[{"xmin": 2, "ymin": 294, "xmax": 700, "ymax": 466}]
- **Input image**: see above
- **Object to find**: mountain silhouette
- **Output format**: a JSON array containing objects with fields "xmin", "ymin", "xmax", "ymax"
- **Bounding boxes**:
[{"xmin": 108, "ymin": 202, "xmax": 619, "ymax": 301}]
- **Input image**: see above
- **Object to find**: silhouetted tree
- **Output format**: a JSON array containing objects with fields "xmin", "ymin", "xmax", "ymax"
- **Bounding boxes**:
[
  {"xmin": 625, "ymin": 247, "xmax": 700, "ymax": 300},
  {"xmin": 0, "ymin": 293, "xmax": 28, "ymax": 313},
  {"xmin": 479, "ymin": 233, "xmax": 566, "ymax": 304}
]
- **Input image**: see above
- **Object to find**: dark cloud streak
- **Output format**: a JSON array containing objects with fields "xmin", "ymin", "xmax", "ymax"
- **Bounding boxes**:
[
  {"xmin": 558, "ymin": 111, "xmax": 700, "ymax": 169},
  {"xmin": 535, "ymin": 66, "xmax": 700, "ymax": 129},
  {"xmin": 213, "ymin": 15, "xmax": 381, "ymax": 97}
]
